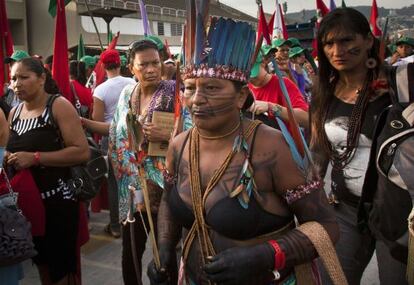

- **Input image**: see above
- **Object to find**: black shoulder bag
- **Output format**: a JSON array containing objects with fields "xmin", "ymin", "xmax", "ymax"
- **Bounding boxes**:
[{"xmin": 46, "ymin": 94, "xmax": 108, "ymax": 201}]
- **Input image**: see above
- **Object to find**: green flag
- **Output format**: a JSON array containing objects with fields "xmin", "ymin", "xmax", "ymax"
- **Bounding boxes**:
[
  {"xmin": 77, "ymin": 34, "xmax": 85, "ymax": 61},
  {"xmin": 107, "ymin": 30, "xmax": 114, "ymax": 45},
  {"xmin": 48, "ymin": 0, "xmax": 71, "ymax": 18},
  {"xmin": 341, "ymin": 0, "xmax": 347, "ymax": 7}
]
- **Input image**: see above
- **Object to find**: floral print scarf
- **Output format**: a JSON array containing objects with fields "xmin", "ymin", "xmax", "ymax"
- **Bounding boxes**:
[{"xmin": 109, "ymin": 80, "xmax": 175, "ymax": 221}]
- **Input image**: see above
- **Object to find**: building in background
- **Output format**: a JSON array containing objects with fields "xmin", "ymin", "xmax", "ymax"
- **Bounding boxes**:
[
  {"xmin": 5, "ymin": 0, "xmax": 257, "ymax": 58},
  {"xmin": 5, "ymin": 0, "xmax": 28, "ymax": 52}
]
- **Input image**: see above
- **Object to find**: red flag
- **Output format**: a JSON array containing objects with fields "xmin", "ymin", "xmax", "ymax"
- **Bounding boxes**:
[
  {"xmin": 267, "ymin": 12, "xmax": 275, "ymax": 38},
  {"xmin": 164, "ymin": 39, "xmax": 172, "ymax": 59},
  {"xmin": 0, "ymin": 0, "xmax": 13, "ymax": 92},
  {"xmin": 278, "ymin": 4, "xmax": 289, "ymax": 40},
  {"xmin": 316, "ymin": 0, "xmax": 330, "ymax": 20},
  {"xmin": 312, "ymin": 0, "xmax": 330, "ymax": 57},
  {"xmin": 370, "ymin": 0, "xmax": 382, "ymax": 37},
  {"xmin": 257, "ymin": 5, "xmax": 271, "ymax": 45},
  {"xmin": 52, "ymin": 0, "xmax": 72, "ymax": 102},
  {"xmin": 92, "ymin": 32, "xmax": 120, "ymax": 90}
]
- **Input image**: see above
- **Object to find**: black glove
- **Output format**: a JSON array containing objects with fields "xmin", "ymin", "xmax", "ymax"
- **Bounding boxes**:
[
  {"xmin": 147, "ymin": 245, "xmax": 174, "ymax": 285},
  {"xmin": 203, "ymin": 243, "xmax": 274, "ymax": 285},
  {"xmin": 147, "ymin": 260, "xmax": 169, "ymax": 285}
]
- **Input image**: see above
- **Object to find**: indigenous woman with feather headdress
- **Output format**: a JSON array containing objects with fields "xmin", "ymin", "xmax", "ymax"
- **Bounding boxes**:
[{"xmin": 147, "ymin": 4, "xmax": 340, "ymax": 285}]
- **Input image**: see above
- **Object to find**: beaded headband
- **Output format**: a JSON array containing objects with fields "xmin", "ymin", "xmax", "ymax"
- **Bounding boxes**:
[{"xmin": 182, "ymin": 1, "xmax": 257, "ymax": 84}]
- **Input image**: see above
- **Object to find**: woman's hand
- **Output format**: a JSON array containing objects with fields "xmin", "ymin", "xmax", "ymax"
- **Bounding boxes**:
[
  {"xmin": 249, "ymin": 100, "xmax": 269, "ymax": 115},
  {"xmin": 203, "ymin": 243, "xmax": 274, "ymax": 285},
  {"xmin": 390, "ymin": 52, "xmax": 400, "ymax": 65},
  {"xmin": 6, "ymin": 152, "xmax": 36, "ymax": 170},
  {"xmin": 147, "ymin": 244, "xmax": 174, "ymax": 285},
  {"xmin": 292, "ymin": 63, "xmax": 303, "ymax": 74},
  {"xmin": 143, "ymin": 123, "xmax": 170, "ymax": 142}
]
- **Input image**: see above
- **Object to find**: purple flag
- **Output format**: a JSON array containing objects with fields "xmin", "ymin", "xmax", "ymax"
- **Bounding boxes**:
[
  {"xmin": 139, "ymin": 0, "xmax": 151, "ymax": 35},
  {"xmin": 330, "ymin": 0, "xmax": 337, "ymax": 10}
]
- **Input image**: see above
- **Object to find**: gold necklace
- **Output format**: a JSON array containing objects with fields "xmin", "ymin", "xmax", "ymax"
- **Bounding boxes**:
[{"xmin": 195, "ymin": 121, "xmax": 241, "ymax": 140}]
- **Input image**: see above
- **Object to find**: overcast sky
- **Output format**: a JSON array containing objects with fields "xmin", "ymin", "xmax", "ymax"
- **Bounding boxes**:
[{"xmin": 220, "ymin": 0, "xmax": 409, "ymax": 16}]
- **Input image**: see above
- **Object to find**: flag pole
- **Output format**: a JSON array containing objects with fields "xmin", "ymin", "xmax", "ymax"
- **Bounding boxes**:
[{"xmin": 83, "ymin": 0, "xmax": 104, "ymax": 51}]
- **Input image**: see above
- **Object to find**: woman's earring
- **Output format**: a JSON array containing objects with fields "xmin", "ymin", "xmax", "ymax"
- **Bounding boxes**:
[{"xmin": 365, "ymin": 57, "xmax": 377, "ymax": 69}]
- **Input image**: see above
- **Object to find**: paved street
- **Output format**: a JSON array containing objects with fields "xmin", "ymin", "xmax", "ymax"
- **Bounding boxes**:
[
  {"xmin": 21, "ymin": 210, "xmax": 148, "ymax": 285},
  {"xmin": 20, "ymin": 209, "xmax": 380, "ymax": 285}
]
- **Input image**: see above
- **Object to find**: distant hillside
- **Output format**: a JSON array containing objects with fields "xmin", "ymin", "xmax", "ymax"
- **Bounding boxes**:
[{"xmin": 285, "ymin": 4, "xmax": 414, "ymax": 24}]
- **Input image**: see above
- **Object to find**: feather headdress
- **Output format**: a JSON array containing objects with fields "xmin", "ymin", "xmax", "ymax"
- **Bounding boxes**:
[{"xmin": 182, "ymin": 0, "xmax": 257, "ymax": 83}]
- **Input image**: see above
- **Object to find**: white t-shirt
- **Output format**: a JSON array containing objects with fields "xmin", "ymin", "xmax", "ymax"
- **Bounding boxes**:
[
  {"xmin": 393, "ymin": 55, "xmax": 414, "ymax": 66},
  {"xmin": 93, "ymin": 76, "xmax": 136, "ymax": 123}
]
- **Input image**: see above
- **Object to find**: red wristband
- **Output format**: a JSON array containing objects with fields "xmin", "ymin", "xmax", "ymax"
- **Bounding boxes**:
[
  {"xmin": 268, "ymin": 240, "xmax": 286, "ymax": 270},
  {"xmin": 33, "ymin": 151, "xmax": 40, "ymax": 165}
]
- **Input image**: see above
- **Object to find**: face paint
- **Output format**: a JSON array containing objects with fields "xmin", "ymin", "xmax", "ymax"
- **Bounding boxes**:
[
  {"xmin": 191, "ymin": 102, "xmax": 235, "ymax": 116},
  {"xmin": 183, "ymin": 90, "xmax": 236, "ymax": 100}
]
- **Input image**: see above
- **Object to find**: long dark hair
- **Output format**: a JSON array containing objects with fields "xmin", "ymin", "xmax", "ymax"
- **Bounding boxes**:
[
  {"xmin": 18, "ymin": 57, "xmax": 60, "ymax": 94},
  {"xmin": 311, "ymin": 8, "xmax": 381, "ymax": 168}
]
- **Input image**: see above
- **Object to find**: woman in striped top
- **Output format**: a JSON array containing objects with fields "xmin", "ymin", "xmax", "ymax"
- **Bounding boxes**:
[{"xmin": 6, "ymin": 57, "xmax": 89, "ymax": 285}]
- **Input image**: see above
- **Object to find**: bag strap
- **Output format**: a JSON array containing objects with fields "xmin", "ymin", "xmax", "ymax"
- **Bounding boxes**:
[
  {"xmin": 45, "ymin": 94, "xmax": 65, "ymax": 148},
  {"xmin": 45, "ymin": 94, "xmax": 60, "ymax": 128},
  {"xmin": 69, "ymin": 82, "xmax": 82, "ymax": 116},
  {"xmin": 296, "ymin": 222, "xmax": 348, "ymax": 285},
  {"xmin": 0, "ymin": 168, "xmax": 18, "ymax": 209}
]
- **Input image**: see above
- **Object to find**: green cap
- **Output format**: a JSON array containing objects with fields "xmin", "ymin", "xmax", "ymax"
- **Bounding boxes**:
[
  {"xmin": 289, "ymin": 46, "xmax": 305, "ymax": 58},
  {"xmin": 120, "ymin": 55, "xmax": 127, "ymax": 67},
  {"xmin": 261, "ymin": 44, "xmax": 276, "ymax": 56},
  {"xmin": 396, "ymin": 36, "xmax": 414, "ymax": 47},
  {"xmin": 4, "ymin": 50, "xmax": 30, "ymax": 64},
  {"xmin": 249, "ymin": 52, "xmax": 264, "ymax": 78},
  {"xmin": 288, "ymin": 37, "xmax": 301, "ymax": 48},
  {"xmin": 80, "ymin": 55, "xmax": 97, "ymax": 68},
  {"xmin": 272, "ymin": 38, "xmax": 291, "ymax": 48},
  {"xmin": 144, "ymin": 35, "xmax": 164, "ymax": 51}
]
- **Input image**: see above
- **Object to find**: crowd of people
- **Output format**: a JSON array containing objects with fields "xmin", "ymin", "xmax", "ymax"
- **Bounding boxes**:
[{"xmin": 0, "ymin": 5, "xmax": 413, "ymax": 285}]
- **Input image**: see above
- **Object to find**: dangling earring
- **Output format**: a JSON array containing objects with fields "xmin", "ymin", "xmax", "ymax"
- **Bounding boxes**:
[
  {"xmin": 365, "ymin": 57, "xmax": 377, "ymax": 69},
  {"xmin": 233, "ymin": 110, "xmax": 248, "ymax": 153},
  {"xmin": 230, "ymin": 109, "xmax": 255, "ymax": 209}
]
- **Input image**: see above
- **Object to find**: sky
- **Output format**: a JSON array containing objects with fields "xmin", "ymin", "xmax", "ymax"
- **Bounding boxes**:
[{"xmin": 220, "ymin": 0, "xmax": 409, "ymax": 16}]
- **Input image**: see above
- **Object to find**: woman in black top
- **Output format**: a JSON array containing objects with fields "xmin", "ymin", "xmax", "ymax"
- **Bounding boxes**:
[
  {"xmin": 311, "ymin": 8, "xmax": 408, "ymax": 284},
  {"xmin": 6, "ymin": 58, "xmax": 89, "ymax": 285}
]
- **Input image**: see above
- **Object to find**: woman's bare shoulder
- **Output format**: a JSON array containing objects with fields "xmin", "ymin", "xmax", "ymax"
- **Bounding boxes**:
[
  {"xmin": 254, "ymin": 123, "xmax": 286, "ymax": 149},
  {"xmin": 171, "ymin": 129, "xmax": 192, "ymax": 150}
]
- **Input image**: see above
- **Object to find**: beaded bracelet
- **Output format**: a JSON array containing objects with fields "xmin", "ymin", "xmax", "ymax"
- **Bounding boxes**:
[
  {"xmin": 284, "ymin": 180, "xmax": 322, "ymax": 205},
  {"xmin": 163, "ymin": 169, "xmax": 176, "ymax": 184}
]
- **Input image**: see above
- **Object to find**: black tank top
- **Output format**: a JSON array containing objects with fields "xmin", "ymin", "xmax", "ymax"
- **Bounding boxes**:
[
  {"xmin": 168, "ymin": 127, "xmax": 293, "ymax": 240},
  {"xmin": 7, "ymin": 97, "xmax": 73, "ymax": 201}
]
